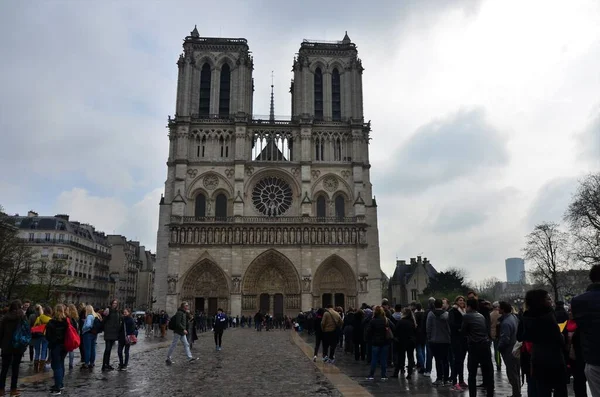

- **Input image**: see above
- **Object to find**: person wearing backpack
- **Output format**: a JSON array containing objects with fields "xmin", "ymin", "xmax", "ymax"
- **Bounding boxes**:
[
  {"xmin": 165, "ymin": 302, "xmax": 199, "ymax": 365},
  {"xmin": 81, "ymin": 305, "xmax": 102, "ymax": 370},
  {"xmin": 0, "ymin": 300, "xmax": 29, "ymax": 397},
  {"xmin": 45, "ymin": 304, "xmax": 68, "ymax": 396}
]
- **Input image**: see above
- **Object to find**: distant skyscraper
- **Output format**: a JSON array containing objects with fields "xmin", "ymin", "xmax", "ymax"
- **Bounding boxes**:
[{"xmin": 506, "ymin": 258, "xmax": 525, "ymax": 283}]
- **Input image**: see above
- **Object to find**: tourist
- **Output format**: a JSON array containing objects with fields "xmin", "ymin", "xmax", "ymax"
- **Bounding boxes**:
[
  {"xmin": 144, "ymin": 311, "xmax": 153, "ymax": 337},
  {"xmin": 159, "ymin": 310, "xmax": 169, "ymax": 337},
  {"xmin": 352, "ymin": 308, "xmax": 366, "ymax": 361},
  {"xmin": 65, "ymin": 304, "xmax": 79, "ymax": 370},
  {"xmin": 213, "ymin": 308, "xmax": 227, "ymax": 351},
  {"xmin": 365, "ymin": 306, "xmax": 395, "ymax": 381},
  {"xmin": 521, "ymin": 289, "xmax": 568, "ymax": 397},
  {"xmin": 186, "ymin": 310, "xmax": 198, "ymax": 349},
  {"xmin": 254, "ymin": 311, "xmax": 263, "ymax": 332},
  {"xmin": 312, "ymin": 308, "xmax": 325, "ymax": 362},
  {"xmin": 22, "ymin": 301, "xmax": 34, "ymax": 363},
  {"xmin": 165, "ymin": 302, "xmax": 198, "ymax": 365},
  {"xmin": 81, "ymin": 305, "xmax": 102, "ymax": 370},
  {"xmin": 448, "ymin": 296, "xmax": 468, "ymax": 391},
  {"xmin": 321, "ymin": 304, "xmax": 343, "ymax": 364},
  {"xmin": 426, "ymin": 298, "xmax": 451, "ymax": 386},
  {"xmin": 32, "ymin": 306, "xmax": 52, "ymax": 372},
  {"xmin": 77, "ymin": 303, "xmax": 86, "ymax": 365},
  {"xmin": 413, "ymin": 302, "xmax": 426, "ymax": 373},
  {"xmin": 343, "ymin": 308, "xmax": 355, "ymax": 354},
  {"xmin": 46, "ymin": 304, "xmax": 68, "ymax": 395},
  {"xmin": 27, "ymin": 304, "xmax": 41, "ymax": 364},
  {"xmin": 462, "ymin": 298, "xmax": 494, "ymax": 397},
  {"xmin": 0, "ymin": 299, "xmax": 28, "ymax": 397},
  {"xmin": 490, "ymin": 302, "xmax": 502, "ymax": 372},
  {"xmin": 498, "ymin": 301, "xmax": 520, "ymax": 397},
  {"xmin": 564, "ymin": 307, "xmax": 587, "ymax": 397},
  {"xmin": 391, "ymin": 307, "xmax": 416, "ymax": 379},
  {"xmin": 117, "ymin": 308, "xmax": 136, "ymax": 371},
  {"xmin": 102, "ymin": 299, "xmax": 121, "ymax": 372},
  {"xmin": 423, "ymin": 297, "xmax": 435, "ymax": 377},
  {"xmin": 554, "ymin": 300, "xmax": 569, "ymax": 324},
  {"xmin": 571, "ymin": 264, "xmax": 600, "ymax": 396}
]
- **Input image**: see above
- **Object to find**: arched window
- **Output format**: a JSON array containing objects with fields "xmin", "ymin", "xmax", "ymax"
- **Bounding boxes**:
[
  {"xmin": 195, "ymin": 193, "xmax": 206, "ymax": 218},
  {"xmin": 332, "ymin": 68, "xmax": 341, "ymax": 121},
  {"xmin": 219, "ymin": 63, "xmax": 231, "ymax": 116},
  {"xmin": 314, "ymin": 67, "xmax": 323, "ymax": 120},
  {"xmin": 199, "ymin": 63, "xmax": 211, "ymax": 116},
  {"xmin": 316, "ymin": 195, "xmax": 327, "ymax": 218},
  {"xmin": 215, "ymin": 194, "xmax": 227, "ymax": 219},
  {"xmin": 335, "ymin": 195, "xmax": 345, "ymax": 220}
]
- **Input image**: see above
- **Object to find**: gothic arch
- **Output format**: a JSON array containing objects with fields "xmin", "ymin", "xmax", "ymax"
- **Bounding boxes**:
[
  {"xmin": 328, "ymin": 60, "xmax": 346, "ymax": 74},
  {"xmin": 242, "ymin": 249, "xmax": 301, "ymax": 295},
  {"xmin": 180, "ymin": 259, "xmax": 230, "ymax": 312},
  {"xmin": 313, "ymin": 254, "xmax": 357, "ymax": 309},
  {"xmin": 309, "ymin": 58, "xmax": 329, "ymax": 74},
  {"xmin": 193, "ymin": 55, "xmax": 215, "ymax": 70},
  {"xmin": 311, "ymin": 173, "xmax": 353, "ymax": 198},
  {"xmin": 186, "ymin": 171, "xmax": 234, "ymax": 200},
  {"xmin": 216, "ymin": 54, "xmax": 236, "ymax": 69},
  {"xmin": 244, "ymin": 168, "xmax": 301, "ymax": 201}
]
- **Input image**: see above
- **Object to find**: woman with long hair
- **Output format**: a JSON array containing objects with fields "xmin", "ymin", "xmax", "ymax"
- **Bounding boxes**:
[
  {"xmin": 392, "ymin": 307, "xmax": 417, "ymax": 379},
  {"xmin": 117, "ymin": 308, "xmax": 136, "ymax": 371},
  {"xmin": 521, "ymin": 289, "xmax": 568, "ymax": 397},
  {"xmin": 0, "ymin": 300, "xmax": 27, "ymax": 397},
  {"xmin": 32, "ymin": 305, "xmax": 52, "ymax": 372},
  {"xmin": 65, "ymin": 304, "xmax": 79, "ymax": 370},
  {"xmin": 45, "ymin": 304, "xmax": 68, "ymax": 395},
  {"xmin": 448, "ymin": 295, "xmax": 468, "ymax": 391},
  {"xmin": 27, "ymin": 304, "xmax": 41, "ymax": 363},
  {"xmin": 77, "ymin": 303, "xmax": 86, "ymax": 364},
  {"xmin": 80, "ymin": 305, "xmax": 101, "ymax": 370},
  {"xmin": 366, "ymin": 306, "xmax": 395, "ymax": 381}
]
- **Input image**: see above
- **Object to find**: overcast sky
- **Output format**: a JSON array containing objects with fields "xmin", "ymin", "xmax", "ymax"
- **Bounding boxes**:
[{"xmin": 1, "ymin": 1, "xmax": 598, "ymax": 282}]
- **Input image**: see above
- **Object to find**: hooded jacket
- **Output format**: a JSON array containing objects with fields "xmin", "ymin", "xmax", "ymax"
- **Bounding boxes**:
[
  {"xmin": 366, "ymin": 316, "xmax": 395, "ymax": 347},
  {"xmin": 426, "ymin": 309, "xmax": 451, "ymax": 344},
  {"xmin": 0, "ymin": 309, "xmax": 27, "ymax": 353},
  {"xmin": 571, "ymin": 283, "xmax": 600, "ymax": 366}
]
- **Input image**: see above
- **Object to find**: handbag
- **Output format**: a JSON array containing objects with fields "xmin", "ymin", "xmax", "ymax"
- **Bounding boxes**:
[
  {"xmin": 64, "ymin": 320, "xmax": 81, "ymax": 352},
  {"xmin": 385, "ymin": 319, "xmax": 394, "ymax": 341},
  {"xmin": 126, "ymin": 335, "xmax": 137, "ymax": 345},
  {"xmin": 512, "ymin": 341, "xmax": 523, "ymax": 358},
  {"xmin": 31, "ymin": 324, "xmax": 46, "ymax": 337}
]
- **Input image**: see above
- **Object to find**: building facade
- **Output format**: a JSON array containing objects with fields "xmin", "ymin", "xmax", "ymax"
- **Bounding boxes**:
[
  {"xmin": 136, "ymin": 248, "xmax": 156, "ymax": 311},
  {"xmin": 389, "ymin": 256, "xmax": 437, "ymax": 306},
  {"xmin": 505, "ymin": 257, "xmax": 525, "ymax": 283},
  {"xmin": 107, "ymin": 235, "xmax": 143, "ymax": 309},
  {"xmin": 154, "ymin": 28, "xmax": 382, "ymax": 316},
  {"xmin": 11, "ymin": 211, "xmax": 111, "ymax": 307}
]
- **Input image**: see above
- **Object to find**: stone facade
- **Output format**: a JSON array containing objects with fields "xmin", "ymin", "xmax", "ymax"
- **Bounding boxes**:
[
  {"xmin": 154, "ymin": 29, "xmax": 382, "ymax": 316},
  {"xmin": 389, "ymin": 256, "xmax": 437, "ymax": 306}
]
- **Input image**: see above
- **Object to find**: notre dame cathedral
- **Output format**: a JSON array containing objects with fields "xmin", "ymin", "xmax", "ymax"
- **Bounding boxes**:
[{"xmin": 154, "ymin": 26, "xmax": 382, "ymax": 317}]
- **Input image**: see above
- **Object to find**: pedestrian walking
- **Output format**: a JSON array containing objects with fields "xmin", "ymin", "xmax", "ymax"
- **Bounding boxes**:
[
  {"xmin": 213, "ymin": 308, "xmax": 227, "ymax": 351},
  {"xmin": 0, "ymin": 300, "xmax": 29, "ymax": 397},
  {"xmin": 321, "ymin": 304, "xmax": 343, "ymax": 364},
  {"xmin": 165, "ymin": 302, "xmax": 198, "ymax": 365},
  {"xmin": 46, "ymin": 304, "xmax": 68, "ymax": 395},
  {"xmin": 312, "ymin": 308, "xmax": 324, "ymax": 362},
  {"xmin": 101, "ymin": 299, "xmax": 121, "ymax": 372}
]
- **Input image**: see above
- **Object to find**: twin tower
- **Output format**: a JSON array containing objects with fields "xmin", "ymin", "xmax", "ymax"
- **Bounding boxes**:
[{"xmin": 154, "ymin": 27, "xmax": 382, "ymax": 317}]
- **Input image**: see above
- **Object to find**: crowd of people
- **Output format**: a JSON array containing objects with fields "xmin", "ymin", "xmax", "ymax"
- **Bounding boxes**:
[
  {"xmin": 300, "ymin": 264, "xmax": 600, "ymax": 397},
  {"xmin": 0, "ymin": 263, "xmax": 599, "ymax": 396}
]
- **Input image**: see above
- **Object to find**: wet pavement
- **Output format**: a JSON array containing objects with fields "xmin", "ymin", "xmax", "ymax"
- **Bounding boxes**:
[{"xmin": 14, "ymin": 328, "xmax": 340, "ymax": 397}]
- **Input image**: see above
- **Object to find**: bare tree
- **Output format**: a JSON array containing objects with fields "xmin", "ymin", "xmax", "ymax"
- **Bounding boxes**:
[
  {"xmin": 474, "ymin": 277, "xmax": 501, "ymax": 301},
  {"xmin": 35, "ymin": 259, "xmax": 73, "ymax": 302},
  {"xmin": 523, "ymin": 222, "xmax": 570, "ymax": 303},
  {"xmin": 565, "ymin": 173, "xmax": 600, "ymax": 266}
]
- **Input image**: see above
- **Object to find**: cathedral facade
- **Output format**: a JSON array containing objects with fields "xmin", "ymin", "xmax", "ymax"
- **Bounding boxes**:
[{"xmin": 154, "ymin": 27, "xmax": 382, "ymax": 317}]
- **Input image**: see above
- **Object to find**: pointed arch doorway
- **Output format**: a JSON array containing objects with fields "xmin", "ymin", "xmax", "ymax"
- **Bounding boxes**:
[
  {"xmin": 181, "ymin": 259, "xmax": 229, "ymax": 315},
  {"xmin": 313, "ymin": 255, "xmax": 357, "ymax": 310}
]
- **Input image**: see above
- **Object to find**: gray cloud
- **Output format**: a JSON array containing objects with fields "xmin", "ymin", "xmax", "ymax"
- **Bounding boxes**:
[
  {"xmin": 374, "ymin": 108, "xmax": 509, "ymax": 195},
  {"xmin": 579, "ymin": 108, "xmax": 600, "ymax": 166},
  {"xmin": 526, "ymin": 177, "xmax": 579, "ymax": 229}
]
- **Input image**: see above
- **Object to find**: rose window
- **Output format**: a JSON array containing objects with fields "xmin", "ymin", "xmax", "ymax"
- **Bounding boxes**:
[{"xmin": 252, "ymin": 177, "xmax": 293, "ymax": 216}]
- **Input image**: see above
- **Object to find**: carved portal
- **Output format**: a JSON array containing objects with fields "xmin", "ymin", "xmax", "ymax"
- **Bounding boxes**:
[
  {"xmin": 313, "ymin": 255, "xmax": 358, "ymax": 309},
  {"xmin": 180, "ymin": 260, "xmax": 229, "ymax": 312}
]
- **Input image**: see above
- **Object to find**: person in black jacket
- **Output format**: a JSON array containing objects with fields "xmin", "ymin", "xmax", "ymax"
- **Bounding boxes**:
[
  {"xmin": 46, "ymin": 304, "xmax": 68, "ymax": 395},
  {"xmin": 117, "ymin": 308, "xmax": 136, "ymax": 371},
  {"xmin": 165, "ymin": 302, "xmax": 198, "ymax": 365},
  {"xmin": 101, "ymin": 299, "xmax": 121, "ymax": 372},
  {"xmin": 0, "ymin": 300, "xmax": 27, "ymax": 397},
  {"xmin": 366, "ymin": 306, "xmax": 395, "ymax": 381},
  {"xmin": 392, "ymin": 308, "xmax": 416, "ymax": 379},
  {"xmin": 312, "ymin": 308, "xmax": 325, "ymax": 361},
  {"xmin": 413, "ymin": 303, "xmax": 426, "ymax": 373},
  {"xmin": 448, "ymin": 296, "xmax": 468, "ymax": 390},
  {"xmin": 554, "ymin": 301, "xmax": 568, "ymax": 324}
]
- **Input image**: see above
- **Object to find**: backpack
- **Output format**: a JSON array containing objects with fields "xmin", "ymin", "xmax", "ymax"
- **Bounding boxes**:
[
  {"xmin": 168, "ymin": 314, "xmax": 177, "ymax": 331},
  {"xmin": 91, "ymin": 317, "xmax": 103, "ymax": 335},
  {"xmin": 64, "ymin": 319, "xmax": 81, "ymax": 352},
  {"xmin": 12, "ymin": 319, "xmax": 32, "ymax": 349}
]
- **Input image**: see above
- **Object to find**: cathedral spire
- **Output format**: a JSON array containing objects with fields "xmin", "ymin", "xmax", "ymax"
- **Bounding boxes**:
[
  {"xmin": 269, "ymin": 71, "xmax": 275, "ymax": 122},
  {"xmin": 342, "ymin": 31, "xmax": 351, "ymax": 44},
  {"xmin": 190, "ymin": 25, "xmax": 199, "ymax": 38}
]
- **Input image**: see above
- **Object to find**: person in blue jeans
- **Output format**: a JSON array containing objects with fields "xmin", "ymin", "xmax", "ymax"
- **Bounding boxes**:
[
  {"xmin": 81, "ymin": 305, "xmax": 101, "ymax": 369},
  {"xmin": 45, "ymin": 304, "xmax": 68, "ymax": 395},
  {"xmin": 213, "ymin": 308, "xmax": 228, "ymax": 351},
  {"xmin": 366, "ymin": 306, "xmax": 395, "ymax": 381}
]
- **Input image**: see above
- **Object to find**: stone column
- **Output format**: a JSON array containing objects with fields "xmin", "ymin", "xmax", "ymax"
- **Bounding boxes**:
[{"xmin": 323, "ymin": 71, "xmax": 332, "ymax": 120}]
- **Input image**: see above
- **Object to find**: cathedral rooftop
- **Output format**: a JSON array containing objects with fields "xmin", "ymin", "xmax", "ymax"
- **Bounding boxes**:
[
  {"xmin": 184, "ymin": 25, "xmax": 248, "ymax": 48},
  {"xmin": 300, "ymin": 32, "xmax": 356, "ymax": 51}
]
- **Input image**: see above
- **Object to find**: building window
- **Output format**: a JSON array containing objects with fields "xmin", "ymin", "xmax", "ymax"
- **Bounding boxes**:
[
  {"xmin": 28, "ymin": 233, "xmax": 34, "ymax": 241},
  {"xmin": 411, "ymin": 289, "xmax": 418, "ymax": 301},
  {"xmin": 219, "ymin": 63, "xmax": 231, "ymax": 116},
  {"xmin": 334, "ymin": 138, "xmax": 342, "ymax": 161},
  {"xmin": 332, "ymin": 68, "xmax": 341, "ymax": 121},
  {"xmin": 316, "ymin": 195, "xmax": 327, "ymax": 218},
  {"xmin": 335, "ymin": 195, "xmax": 345, "ymax": 219},
  {"xmin": 194, "ymin": 193, "xmax": 206, "ymax": 218},
  {"xmin": 199, "ymin": 63, "xmax": 211, "ymax": 116},
  {"xmin": 219, "ymin": 136, "xmax": 228, "ymax": 158},
  {"xmin": 315, "ymin": 138, "xmax": 324, "ymax": 161},
  {"xmin": 45, "ymin": 233, "xmax": 51, "ymax": 241},
  {"xmin": 42, "ymin": 248, "xmax": 49, "ymax": 257},
  {"xmin": 215, "ymin": 194, "xmax": 227, "ymax": 219},
  {"xmin": 314, "ymin": 67, "xmax": 323, "ymax": 120},
  {"xmin": 58, "ymin": 234, "xmax": 64, "ymax": 242}
]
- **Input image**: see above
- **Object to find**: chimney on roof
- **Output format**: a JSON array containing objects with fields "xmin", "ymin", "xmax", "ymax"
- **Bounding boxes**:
[
  {"xmin": 27, "ymin": 211, "xmax": 38, "ymax": 217},
  {"xmin": 396, "ymin": 259, "xmax": 407, "ymax": 267},
  {"xmin": 410, "ymin": 258, "xmax": 416, "ymax": 265},
  {"xmin": 424, "ymin": 258, "xmax": 429, "ymax": 265},
  {"xmin": 417, "ymin": 256, "xmax": 422, "ymax": 264},
  {"xmin": 55, "ymin": 214, "xmax": 70, "ymax": 221}
]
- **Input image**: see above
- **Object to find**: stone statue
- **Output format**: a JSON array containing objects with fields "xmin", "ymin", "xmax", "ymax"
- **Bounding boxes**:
[
  {"xmin": 167, "ymin": 275, "xmax": 178, "ymax": 294},
  {"xmin": 303, "ymin": 277, "xmax": 312, "ymax": 292},
  {"xmin": 359, "ymin": 275, "xmax": 368, "ymax": 293},
  {"xmin": 232, "ymin": 277, "xmax": 241, "ymax": 293}
]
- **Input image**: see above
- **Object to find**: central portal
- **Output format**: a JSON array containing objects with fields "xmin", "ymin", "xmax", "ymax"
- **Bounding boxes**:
[{"xmin": 241, "ymin": 249, "xmax": 301, "ymax": 318}]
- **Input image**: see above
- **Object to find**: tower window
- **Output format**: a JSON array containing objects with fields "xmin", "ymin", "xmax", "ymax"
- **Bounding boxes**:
[
  {"xmin": 199, "ymin": 63, "xmax": 211, "ymax": 116},
  {"xmin": 215, "ymin": 194, "xmax": 227, "ymax": 219},
  {"xmin": 195, "ymin": 193, "xmax": 206, "ymax": 218},
  {"xmin": 332, "ymin": 68, "xmax": 341, "ymax": 121},
  {"xmin": 335, "ymin": 195, "xmax": 345, "ymax": 220},
  {"xmin": 219, "ymin": 63, "xmax": 231, "ymax": 116},
  {"xmin": 315, "ymin": 138, "xmax": 324, "ymax": 161},
  {"xmin": 316, "ymin": 195, "xmax": 327, "ymax": 218},
  {"xmin": 314, "ymin": 67, "xmax": 323, "ymax": 120},
  {"xmin": 202, "ymin": 136, "xmax": 206, "ymax": 157}
]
